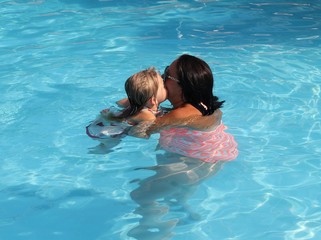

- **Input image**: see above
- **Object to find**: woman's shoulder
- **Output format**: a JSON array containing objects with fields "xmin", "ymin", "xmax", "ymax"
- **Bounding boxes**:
[
  {"xmin": 167, "ymin": 107, "xmax": 222, "ymax": 130},
  {"xmin": 168, "ymin": 103, "xmax": 201, "ymax": 118}
]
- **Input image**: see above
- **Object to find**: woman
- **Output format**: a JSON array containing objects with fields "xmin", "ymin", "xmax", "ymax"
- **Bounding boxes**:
[
  {"xmin": 131, "ymin": 54, "xmax": 238, "ymax": 162},
  {"xmin": 127, "ymin": 54, "xmax": 238, "ymax": 239}
]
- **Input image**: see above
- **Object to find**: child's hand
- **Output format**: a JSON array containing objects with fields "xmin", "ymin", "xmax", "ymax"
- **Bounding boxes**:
[
  {"xmin": 116, "ymin": 98, "xmax": 129, "ymax": 108},
  {"xmin": 100, "ymin": 108, "xmax": 123, "ymax": 122},
  {"xmin": 100, "ymin": 108, "xmax": 110, "ymax": 117}
]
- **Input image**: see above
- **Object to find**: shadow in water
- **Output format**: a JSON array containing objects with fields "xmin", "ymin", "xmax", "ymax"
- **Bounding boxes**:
[
  {"xmin": 87, "ymin": 138, "xmax": 123, "ymax": 154},
  {"xmin": 128, "ymin": 152, "xmax": 224, "ymax": 240}
]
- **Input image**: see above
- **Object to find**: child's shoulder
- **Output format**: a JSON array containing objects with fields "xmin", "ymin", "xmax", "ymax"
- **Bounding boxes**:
[{"xmin": 128, "ymin": 108, "xmax": 156, "ymax": 124}]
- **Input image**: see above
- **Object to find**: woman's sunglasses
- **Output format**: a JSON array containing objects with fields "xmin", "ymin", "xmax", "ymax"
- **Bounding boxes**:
[{"xmin": 163, "ymin": 66, "xmax": 180, "ymax": 83}]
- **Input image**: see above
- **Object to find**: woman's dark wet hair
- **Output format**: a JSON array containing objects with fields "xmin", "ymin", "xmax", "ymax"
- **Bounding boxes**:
[{"xmin": 175, "ymin": 54, "xmax": 224, "ymax": 116}]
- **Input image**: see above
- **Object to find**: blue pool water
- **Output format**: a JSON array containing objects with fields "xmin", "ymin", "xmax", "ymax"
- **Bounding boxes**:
[{"xmin": 1, "ymin": 0, "xmax": 321, "ymax": 239}]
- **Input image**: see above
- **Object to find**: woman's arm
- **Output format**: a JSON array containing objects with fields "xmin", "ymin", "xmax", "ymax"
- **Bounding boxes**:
[
  {"xmin": 129, "ymin": 105, "xmax": 222, "ymax": 138},
  {"xmin": 147, "ymin": 108, "xmax": 222, "ymax": 134}
]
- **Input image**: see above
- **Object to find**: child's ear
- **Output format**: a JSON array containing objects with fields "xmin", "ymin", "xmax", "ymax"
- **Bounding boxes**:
[{"xmin": 149, "ymin": 96, "xmax": 157, "ymax": 106}]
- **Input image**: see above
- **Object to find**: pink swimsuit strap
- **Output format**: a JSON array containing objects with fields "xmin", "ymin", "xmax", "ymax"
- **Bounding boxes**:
[{"xmin": 159, "ymin": 123, "xmax": 238, "ymax": 163}]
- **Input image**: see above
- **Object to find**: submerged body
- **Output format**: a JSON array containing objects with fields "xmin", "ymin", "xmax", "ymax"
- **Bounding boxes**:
[{"xmin": 159, "ymin": 123, "xmax": 238, "ymax": 162}]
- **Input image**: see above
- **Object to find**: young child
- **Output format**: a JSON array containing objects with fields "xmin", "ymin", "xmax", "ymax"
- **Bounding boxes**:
[
  {"xmin": 108, "ymin": 67, "xmax": 167, "ymax": 124},
  {"xmin": 86, "ymin": 67, "xmax": 167, "ymax": 140}
]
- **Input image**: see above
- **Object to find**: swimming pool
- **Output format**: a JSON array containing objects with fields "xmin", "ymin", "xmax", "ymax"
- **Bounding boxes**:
[{"xmin": 1, "ymin": 0, "xmax": 320, "ymax": 239}]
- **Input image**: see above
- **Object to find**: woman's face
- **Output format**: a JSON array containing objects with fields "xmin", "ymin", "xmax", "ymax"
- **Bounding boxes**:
[
  {"xmin": 155, "ymin": 73, "xmax": 167, "ymax": 104},
  {"xmin": 163, "ymin": 60, "xmax": 183, "ymax": 105}
]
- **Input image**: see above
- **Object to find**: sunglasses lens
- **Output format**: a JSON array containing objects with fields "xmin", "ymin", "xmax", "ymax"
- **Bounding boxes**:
[{"xmin": 163, "ymin": 66, "xmax": 169, "ymax": 81}]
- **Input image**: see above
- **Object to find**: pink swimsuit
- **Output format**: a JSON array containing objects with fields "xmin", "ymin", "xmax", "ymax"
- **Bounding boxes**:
[{"xmin": 159, "ymin": 123, "xmax": 238, "ymax": 163}]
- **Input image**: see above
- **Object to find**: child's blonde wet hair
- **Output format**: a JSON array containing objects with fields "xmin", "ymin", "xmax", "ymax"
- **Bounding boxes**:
[{"xmin": 119, "ymin": 67, "xmax": 160, "ymax": 118}]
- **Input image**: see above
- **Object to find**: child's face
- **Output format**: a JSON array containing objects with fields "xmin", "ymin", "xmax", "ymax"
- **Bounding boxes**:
[{"xmin": 155, "ymin": 73, "xmax": 167, "ymax": 104}]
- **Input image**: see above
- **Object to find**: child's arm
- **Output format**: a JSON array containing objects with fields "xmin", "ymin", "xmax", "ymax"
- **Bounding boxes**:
[
  {"xmin": 116, "ymin": 98, "xmax": 130, "ymax": 108},
  {"xmin": 101, "ymin": 107, "xmax": 156, "ymax": 125},
  {"xmin": 100, "ymin": 108, "xmax": 124, "ymax": 122},
  {"xmin": 98, "ymin": 99, "xmax": 128, "ymax": 115}
]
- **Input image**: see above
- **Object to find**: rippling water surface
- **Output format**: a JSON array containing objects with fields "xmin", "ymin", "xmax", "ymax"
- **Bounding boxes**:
[{"xmin": 0, "ymin": 1, "xmax": 320, "ymax": 239}]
